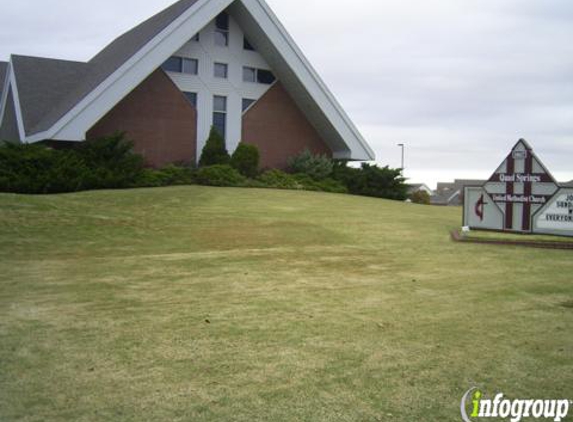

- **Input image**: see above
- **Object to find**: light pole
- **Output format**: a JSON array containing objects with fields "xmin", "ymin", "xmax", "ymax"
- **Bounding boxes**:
[{"xmin": 397, "ymin": 143, "xmax": 405, "ymax": 170}]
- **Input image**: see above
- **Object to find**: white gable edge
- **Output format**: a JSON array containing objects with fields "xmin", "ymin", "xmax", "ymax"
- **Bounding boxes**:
[
  {"xmin": 1, "ymin": 62, "xmax": 27, "ymax": 141},
  {"xmin": 0, "ymin": 63, "xmax": 11, "ymax": 126},
  {"xmin": 21, "ymin": 0, "xmax": 374, "ymax": 161},
  {"xmin": 24, "ymin": 0, "xmax": 233, "ymax": 143}
]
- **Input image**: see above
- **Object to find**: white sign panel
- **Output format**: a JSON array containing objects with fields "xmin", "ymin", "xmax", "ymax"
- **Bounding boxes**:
[
  {"xmin": 533, "ymin": 189, "xmax": 573, "ymax": 236},
  {"xmin": 464, "ymin": 187, "xmax": 504, "ymax": 230}
]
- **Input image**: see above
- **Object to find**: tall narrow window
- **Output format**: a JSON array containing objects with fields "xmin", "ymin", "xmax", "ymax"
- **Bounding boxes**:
[
  {"xmin": 214, "ymin": 12, "xmax": 229, "ymax": 47},
  {"xmin": 214, "ymin": 63, "xmax": 228, "ymax": 79},
  {"xmin": 213, "ymin": 95, "xmax": 227, "ymax": 138}
]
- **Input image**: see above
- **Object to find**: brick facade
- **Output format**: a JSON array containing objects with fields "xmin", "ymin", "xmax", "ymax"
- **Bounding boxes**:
[
  {"xmin": 241, "ymin": 82, "xmax": 331, "ymax": 169},
  {"xmin": 87, "ymin": 69, "xmax": 197, "ymax": 168}
]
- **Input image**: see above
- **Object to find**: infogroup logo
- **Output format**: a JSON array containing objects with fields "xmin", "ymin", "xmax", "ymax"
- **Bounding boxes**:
[{"xmin": 461, "ymin": 388, "xmax": 571, "ymax": 422}]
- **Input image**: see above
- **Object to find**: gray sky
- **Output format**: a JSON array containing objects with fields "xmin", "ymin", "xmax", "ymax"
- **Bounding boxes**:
[{"xmin": 1, "ymin": 0, "xmax": 572, "ymax": 187}]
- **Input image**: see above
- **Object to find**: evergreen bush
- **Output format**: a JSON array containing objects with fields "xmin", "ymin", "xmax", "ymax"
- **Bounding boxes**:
[{"xmin": 199, "ymin": 127, "xmax": 230, "ymax": 167}]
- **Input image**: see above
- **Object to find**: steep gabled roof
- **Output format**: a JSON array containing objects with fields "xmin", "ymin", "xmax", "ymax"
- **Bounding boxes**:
[
  {"xmin": 11, "ymin": 55, "xmax": 88, "ymax": 136},
  {"xmin": 0, "ymin": 61, "xmax": 7, "ymax": 99},
  {"xmin": 30, "ymin": 0, "xmax": 200, "ymax": 135}
]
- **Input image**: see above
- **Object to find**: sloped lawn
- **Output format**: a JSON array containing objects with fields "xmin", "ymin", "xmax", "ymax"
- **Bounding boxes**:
[{"xmin": 0, "ymin": 186, "xmax": 571, "ymax": 421}]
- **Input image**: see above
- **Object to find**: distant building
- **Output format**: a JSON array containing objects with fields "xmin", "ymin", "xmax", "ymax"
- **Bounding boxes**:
[{"xmin": 431, "ymin": 179, "xmax": 485, "ymax": 206}]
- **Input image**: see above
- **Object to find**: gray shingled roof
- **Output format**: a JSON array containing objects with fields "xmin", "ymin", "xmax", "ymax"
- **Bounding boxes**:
[
  {"xmin": 0, "ymin": 61, "xmax": 8, "ymax": 99},
  {"xmin": 16, "ymin": 0, "xmax": 200, "ymax": 136},
  {"xmin": 11, "ymin": 56, "xmax": 88, "ymax": 136}
]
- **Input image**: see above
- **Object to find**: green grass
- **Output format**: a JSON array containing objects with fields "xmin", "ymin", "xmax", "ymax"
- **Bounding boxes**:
[{"xmin": 0, "ymin": 186, "xmax": 571, "ymax": 422}]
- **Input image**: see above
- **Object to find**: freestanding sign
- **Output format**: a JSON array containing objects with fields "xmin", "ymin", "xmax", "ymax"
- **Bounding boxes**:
[{"xmin": 463, "ymin": 139, "xmax": 573, "ymax": 237}]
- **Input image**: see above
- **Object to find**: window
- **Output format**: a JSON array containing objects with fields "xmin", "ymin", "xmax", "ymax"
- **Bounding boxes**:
[
  {"xmin": 161, "ymin": 57, "xmax": 182, "ymax": 73},
  {"xmin": 242, "ymin": 67, "xmax": 256, "ymax": 83},
  {"xmin": 243, "ymin": 37, "xmax": 255, "ymax": 51},
  {"xmin": 243, "ymin": 67, "xmax": 276, "ymax": 85},
  {"xmin": 161, "ymin": 56, "xmax": 198, "ymax": 75},
  {"xmin": 214, "ymin": 12, "xmax": 229, "ymax": 47},
  {"xmin": 182, "ymin": 58, "xmax": 198, "ymax": 75},
  {"xmin": 183, "ymin": 92, "xmax": 197, "ymax": 107},
  {"xmin": 213, "ymin": 95, "xmax": 227, "ymax": 138},
  {"xmin": 242, "ymin": 98, "xmax": 255, "ymax": 112},
  {"xmin": 257, "ymin": 69, "xmax": 276, "ymax": 85},
  {"xmin": 214, "ymin": 63, "xmax": 228, "ymax": 79}
]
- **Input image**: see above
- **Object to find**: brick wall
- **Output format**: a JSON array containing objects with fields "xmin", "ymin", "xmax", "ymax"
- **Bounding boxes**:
[
  {"xmin": 241, "ymin": 82, "xmax": 331, "ymax": 169},
  {"xmin": 87, "ymin": 69, "xmax": 197, "ymax": 168}
]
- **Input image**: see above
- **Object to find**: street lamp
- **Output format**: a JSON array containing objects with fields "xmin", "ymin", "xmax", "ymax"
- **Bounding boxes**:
[{"xmin": 397, "ymin": 143, "xmax": 405, "ymax": 170}]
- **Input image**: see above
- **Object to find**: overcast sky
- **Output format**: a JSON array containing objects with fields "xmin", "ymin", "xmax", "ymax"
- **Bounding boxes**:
[{"xmin": 1, "ymin": 0, "xmax": 572, "ymax": 187}]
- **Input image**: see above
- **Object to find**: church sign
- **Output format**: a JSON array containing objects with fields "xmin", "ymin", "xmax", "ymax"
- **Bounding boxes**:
[{"xmin": 463, "ymin": 139, "xmax": 573, "ymax": 237}]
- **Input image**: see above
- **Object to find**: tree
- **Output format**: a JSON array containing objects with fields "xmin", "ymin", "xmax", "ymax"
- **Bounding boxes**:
[{"xmin": 199, "ymin": 126, "xmax": 230, "ymax": 167}]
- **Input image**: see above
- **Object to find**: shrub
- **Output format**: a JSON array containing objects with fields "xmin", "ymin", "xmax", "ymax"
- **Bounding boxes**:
[
  {"xmin": 287, "ymin": 149, "xmax": 333, "ymax": 180},
  {"xmin": 77, "ymin": 132, "xmax": 145, "ymax": 189},
  {"xmin": 196, "ymin": 165, "xmax": 246, "ymax": 187},
  {"xmin": 410, "ymin": 190, "xmax": 431, "ymax": 205},
  {"xmin": 231, "ymin": 143, "xmax": 260, "ymax": 178},
  {"xmin": 292, "ymin": 174, "xmax": 348, "ymax": 194},
  {"xmin": 137, "ymin": 165, "xmax": 196, "ymax": 188},
  {"xmin": 0, "ymin": 143, "xmax": 89, "ymax": 194},
  {"xmin": 333, "ymin": 162, "xmax": 407, "ymax": 200},
  {"xmin": 257, "ymin": 169, "xmax": 299, "ymax": 190},
  {"xmin": 199, "ymin": 127, "xmax": 230, "ymax": 167}
]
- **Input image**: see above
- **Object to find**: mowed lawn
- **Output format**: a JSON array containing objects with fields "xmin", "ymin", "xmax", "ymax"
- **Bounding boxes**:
[{"xmin": 0, "ymin": 186, "xmax": 571, "ymax": 422}]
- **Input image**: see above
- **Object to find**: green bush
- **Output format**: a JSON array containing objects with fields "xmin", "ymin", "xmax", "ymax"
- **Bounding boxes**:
[
  {"xmin": 333, "ymin": 162, "xmax": 407, "ymax": 200},
  {"xmin": 256, "ymin": 169, "xmax": 347, "ymax": 193},
  {"xmin": 292, "ymin": 174, "xmax": 348, "ymax": 194},
  {"xmin": 0, "ymin": 143, "xmax": 89, "ymax": 194},
  {"xmin": 410, "ymin": 190, "xmax": 431, "ymax": 205},
  {"xmin": 199, "ymin": 127, "xmax": 230, "ymax": 167},
  {"xmin": 77, "ymin": 132, "xmax": 145, "ymax": 189},
  {"xmin": 287, "ymin": 149, "xmax": 334, "ymax": 180},
  {"xmin": 257, "ymin": 169, "xmax": 299, "ymax": 190},
  {"xmin": 137, "ymin": 165, "xmax": 196, "ymax": 188},
  {"xmin": 196, "ymin": 165, "xmax": 246, "ymax": 187},
  {"xmin": 231, "ymin": 143, "xmax": 260, "ymax": 178}
]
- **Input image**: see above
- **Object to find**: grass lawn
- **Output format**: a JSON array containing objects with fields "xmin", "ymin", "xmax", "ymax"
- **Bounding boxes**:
[{"xmin": 0, "ymin": 186, "xmax": 571, "ymax": 421}]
